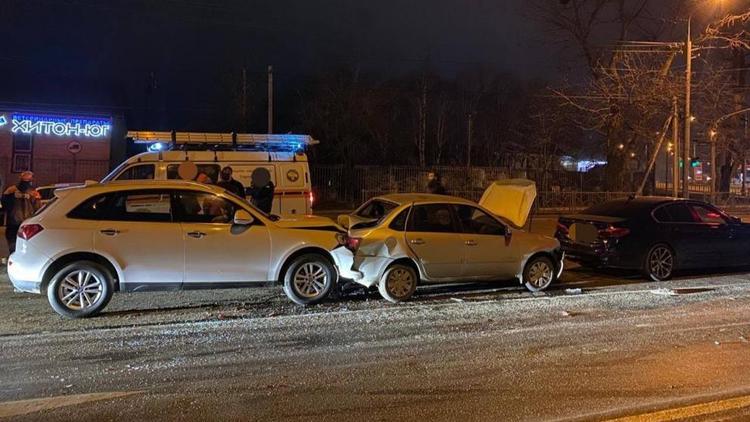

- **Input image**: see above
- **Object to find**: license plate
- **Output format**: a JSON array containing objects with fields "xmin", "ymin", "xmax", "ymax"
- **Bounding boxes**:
[{"xmin": 570, "ymin": 223, "xmax": 598, "ymax": 244}]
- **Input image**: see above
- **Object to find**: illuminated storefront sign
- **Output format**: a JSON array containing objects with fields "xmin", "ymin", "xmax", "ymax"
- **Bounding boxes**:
[
  {"xmin": 8, "ymin": 114, "xmax": 111, "ymax": 138},
  {"xmin": 0, "ymin": 115, "xmax": 6, "ymax": 127}
]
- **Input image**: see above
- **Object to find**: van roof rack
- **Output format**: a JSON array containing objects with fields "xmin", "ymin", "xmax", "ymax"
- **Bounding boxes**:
[{"xmin": 126, "ymin": 131, "xmax": 319, "ymax": 152}]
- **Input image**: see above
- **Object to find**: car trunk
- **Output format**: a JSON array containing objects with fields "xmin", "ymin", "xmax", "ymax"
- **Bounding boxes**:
[{"xmin": 556, "ymin": 214, "xmax": 632, "ymax": 263}]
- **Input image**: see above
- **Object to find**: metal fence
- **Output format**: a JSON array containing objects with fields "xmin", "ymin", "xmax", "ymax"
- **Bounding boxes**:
[{"xmin": 311, "ymin": 165, "xmax": 602, "ymax": 206}]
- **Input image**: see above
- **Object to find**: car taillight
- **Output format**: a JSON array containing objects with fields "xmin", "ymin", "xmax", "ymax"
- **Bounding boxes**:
[
  {"xmin": 18, "ymin": 224, "xmax": 44, "ymax": 240},
  {"xmin": 336, "ymin": 233, "xmax": 361, "ymax": 253},
  {"xmin": 308, "ymin": 191, "xmax": 315, "ymax": 208},
  {"xmin": 598, "ymin": 226, "xmax": 630, "ymax": 239}
]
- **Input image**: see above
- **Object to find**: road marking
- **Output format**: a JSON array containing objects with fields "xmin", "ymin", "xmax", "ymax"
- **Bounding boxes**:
[
  {"xmin": 0, "ymin": 391, "xmax": 142, "ymax": 418},
  {"xmin": 605, "ymin": 394, "xmax": 750, "ymax": 421}
]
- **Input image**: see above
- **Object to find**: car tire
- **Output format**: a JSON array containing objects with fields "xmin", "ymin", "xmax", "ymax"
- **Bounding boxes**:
[
  {"xmin": 47, "ymin": 261, "xmax": 114, "ymax": 318},
  {"xmin": 378, "ymin": 264, "xmax": 418, "ymax": 303},
  {"xmin": 522, "ymin": 255, "xmax": 556, "ymax": 292},
  {"xmin": 282, "ymin": 254, "xmax": 336, "ymax": 306},
  {"xmin": 643, "ymin": 244, "xmax": 674, "ymax": 281}
]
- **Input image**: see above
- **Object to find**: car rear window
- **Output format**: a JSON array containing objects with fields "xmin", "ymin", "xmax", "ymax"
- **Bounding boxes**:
[
  {"xmin": 355, "ymin": 199, "xmax": 398, "ymax": 221},
  {"xmin": 582, "ymin": 200, "xmax": 656, "ymax": 218}
]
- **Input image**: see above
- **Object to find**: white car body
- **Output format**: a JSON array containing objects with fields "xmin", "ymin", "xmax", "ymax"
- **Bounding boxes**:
[
  {"xmin": 8, "ymin": 180, "xmax": 352, "ymax": 316},
  {"xmin": 333, "ymin": 191, "xmax": 563, "ymax": 298}
]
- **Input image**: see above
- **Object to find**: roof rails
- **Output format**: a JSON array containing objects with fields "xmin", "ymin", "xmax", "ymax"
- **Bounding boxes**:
[{"xmin": 126, "ymin": 131, "xmax": 319, "ymax": 152}]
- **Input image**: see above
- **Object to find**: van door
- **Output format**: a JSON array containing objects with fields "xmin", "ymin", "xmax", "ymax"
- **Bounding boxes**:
[{"xmin": 276, "ymin": 163, "xmax": 309, "ymax": 215}]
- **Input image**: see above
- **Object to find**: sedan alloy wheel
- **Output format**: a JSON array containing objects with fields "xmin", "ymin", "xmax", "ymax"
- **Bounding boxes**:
[{"xmin": 645, "ymin": 244, "xmax": 674, "ymax": 281}]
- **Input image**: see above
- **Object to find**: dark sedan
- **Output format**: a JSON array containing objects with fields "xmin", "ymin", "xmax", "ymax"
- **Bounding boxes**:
[{"xmin": 555, "ymin": 197, "xmax": 750, "ymax": 281}]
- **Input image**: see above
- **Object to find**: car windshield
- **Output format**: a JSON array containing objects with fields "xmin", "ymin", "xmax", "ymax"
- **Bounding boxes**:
[
  {"xmin": 583, "ymin": 200, "xmax": 656, "ymax": 218},
  {"xmin": 355, "ymin": 199, "xmax": 398, "ymax": 224}
]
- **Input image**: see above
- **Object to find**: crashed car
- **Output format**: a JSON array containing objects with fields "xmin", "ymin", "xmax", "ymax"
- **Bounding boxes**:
[
  {"xmin": 8, "ymin": 180, "xmax": 352, "ymax": 318},
  {"xmin": 332, "ymin": 180, "xmax": 563, "ymax": 302}
]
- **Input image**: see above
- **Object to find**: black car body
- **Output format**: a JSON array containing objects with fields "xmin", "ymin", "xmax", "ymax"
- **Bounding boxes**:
[{"xmin": 555, "ymin": 197, "xmax": 750, "ymax": 280}]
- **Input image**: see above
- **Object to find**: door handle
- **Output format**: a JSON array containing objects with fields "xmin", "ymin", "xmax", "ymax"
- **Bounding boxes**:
[
  {"xmin": 187, "ymin": 231, "xmax": 206, "ymax": 239},
  {"xmin": 465, "ymin": 240, "xmax": 478, "ymax": 246},
  {"xmin": 409, "ymin": 238, "xmax": 425, "ymax": 245},
  {"xmin": 99, "ymin": 229, "xmax": 120, "ymax": 236}
]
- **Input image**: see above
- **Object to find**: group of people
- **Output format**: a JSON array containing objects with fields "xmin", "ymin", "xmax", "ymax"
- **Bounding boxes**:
[{"xmin": 197, "ymin": 166, "xmax": 276, "ymax": 214}]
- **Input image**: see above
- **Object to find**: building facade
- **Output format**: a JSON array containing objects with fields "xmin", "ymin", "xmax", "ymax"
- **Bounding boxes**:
[{"xmin": 0, "ymin": 108, "xmax": 124, "ymax": 189}]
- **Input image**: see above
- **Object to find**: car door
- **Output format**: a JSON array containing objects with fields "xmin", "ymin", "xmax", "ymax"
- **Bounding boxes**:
[
  {"xmin": 658, "ymin": 202, "xmax": 721, "ymax": 267},
  {"xmin": 687, "ymin": 203, "xmax": 736, "ymax": 266},
  {"xmin": 404, "ymin": 203, "xmax": 465, "ymax": 281},
  {"xmin": 173, "ymin": 189, "xmax": 271, "ymax": 285},
  {"xmin": 453, "ymin": 204, "xmax": 515, "ymax": 279},
  {"xmin": 87, "ymin": 189, "xmax": 184, "ymax": 290}
]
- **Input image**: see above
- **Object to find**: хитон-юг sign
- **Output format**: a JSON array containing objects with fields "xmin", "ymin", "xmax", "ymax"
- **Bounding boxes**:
[{"xmin": 10, "ymin": 114, "xmax": 111, "ymax": 138}]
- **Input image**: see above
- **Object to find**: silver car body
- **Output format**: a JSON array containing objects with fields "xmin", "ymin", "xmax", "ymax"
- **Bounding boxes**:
[
  {"xmin": 334, "ymin": 193, "xmax": 562, "ymax": 288},
  {"xmin": 9, "ymin": 180, "xmax": 353, "ymax": 295}
]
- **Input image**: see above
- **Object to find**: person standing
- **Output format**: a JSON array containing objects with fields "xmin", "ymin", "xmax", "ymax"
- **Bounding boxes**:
[
  {"xmin": 217, "ymin": 166, "xmax": 246, "ymax": 198},
  {"xmin": 427, "ymin": 171, "xmax": 447, "ymax": 195},
  {"xmin": 2, "ymin": 171, "xmax": 41, "ymax": 254},
  {"xmin": 248, "ymin": 167, "xmax": 275, "ymax": 214}
]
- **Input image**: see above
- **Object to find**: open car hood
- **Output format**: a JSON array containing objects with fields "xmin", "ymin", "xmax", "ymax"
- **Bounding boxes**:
[{"xmin": 478, "ymin": 179, "xmax": 536, "ymax": 229}]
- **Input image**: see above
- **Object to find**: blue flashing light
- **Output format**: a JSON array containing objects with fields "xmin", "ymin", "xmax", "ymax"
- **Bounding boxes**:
[{"xmin": 148, "ymin": 142, "xmax": 164, "ymax": 152}]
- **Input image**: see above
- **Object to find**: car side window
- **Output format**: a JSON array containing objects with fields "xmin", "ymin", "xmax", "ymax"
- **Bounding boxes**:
[
  {"xmin": 690, "ymin": 204, "xmax": 727, "ymax": 225},
  {"xmin": 167, "ymin": 164, "xmax": 221, "ymax": 183},
  {"xmin": 116, "ymin": 164, "xmax": 155, "ymax": 181},
  {"xmin": 454, "ymin": 205, "xmax": 506, "ymax": 236},
  {"xmin": 388, "ymin": 206, "xmax": 410, "ymax": 231},
  {"xmin": 173, "ymin": 191, "xmax": 236, "ymax": 224},
  {"xmin": 407, "ymin": 204, "xmax": 458, "ymax": 233},
  {"xmin": 652, "ymin": 206, "xmax": 673, "ymax": 223},
  {"xmin": 663, "ymin": 203, "xmax": 696, "ymax": 223},
  {"xmin": 69, "ymin": 190, "xmax": 172, "ymax": 222}
]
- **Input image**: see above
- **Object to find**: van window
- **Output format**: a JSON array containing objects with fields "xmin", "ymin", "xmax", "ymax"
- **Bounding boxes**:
[
  {"xmin": 116, "ymin": 164, "xmax": 155, "ymax": 181},
  {"xmin": 167, "ymin": 164, "xmax": 220, "ymax": 183}
]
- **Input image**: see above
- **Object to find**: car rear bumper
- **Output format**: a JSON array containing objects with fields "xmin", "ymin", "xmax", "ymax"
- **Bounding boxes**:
[
  {"xmin": 330, "ymin": 246, "xmax": 360, "ymax": 282},
  {"xmin": 560, "ymin": 240, "xmax": 636, "ymax": 269},
  {"xmin": 8, "ymin": 278, "xmax": 42, "ymax": 294},
  {"xmin": 8, "ymin": 241, "xmax": 49, "ymax": 295}
]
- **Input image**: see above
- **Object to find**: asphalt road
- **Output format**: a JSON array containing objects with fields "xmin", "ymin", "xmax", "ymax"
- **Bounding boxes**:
[
  {"xmin": 2, "ymin": 215, "xmax": 750, "ymax": 421},
  {"xmin": 2, "ymin": 264, "xmax": 750, "ymax": 421}
]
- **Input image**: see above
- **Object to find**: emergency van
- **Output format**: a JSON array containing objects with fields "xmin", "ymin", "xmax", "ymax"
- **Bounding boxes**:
[{"xmin": 102, "ymin": 131, "xmax": 318, "ymax": 215}]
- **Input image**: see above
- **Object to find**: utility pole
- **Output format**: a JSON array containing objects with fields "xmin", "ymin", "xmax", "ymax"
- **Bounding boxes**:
[
  {"xmin": 673, "ymin": 97, "xmax": 680, "ymax": 198},
  {"xmin": 683, "ymin": 17, "xmax": 692, "ymax": 199},
  {"xmin": 267, "ymin": 65, "xmax": 274, "ymax": 134}
]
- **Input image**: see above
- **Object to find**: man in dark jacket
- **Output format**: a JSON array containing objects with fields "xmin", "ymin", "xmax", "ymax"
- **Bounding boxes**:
[
  {"xmin": 248, "ymin": 167, "xmax": 275, "ymax": 214},
  {"xmin": 427, "ymin": 171, "xmax": 447, "ymax": 195},
  {"xmin": 2, "ymin": 171, "xmax": 41, "ymax": 254},
  {"xmin": 217, "ymin": 166, "xmax": 246, "ymax": 198}
]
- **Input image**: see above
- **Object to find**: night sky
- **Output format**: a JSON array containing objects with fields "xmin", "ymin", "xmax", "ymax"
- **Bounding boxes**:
[{"xmin": 0, "ymin": 0, "xmax": 562, "ymax": 130}]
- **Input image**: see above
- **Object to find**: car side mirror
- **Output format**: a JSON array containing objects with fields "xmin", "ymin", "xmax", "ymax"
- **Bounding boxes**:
[
  {"xmin": 233, "ymin": 209, "xmax": 255, "ymax": 225},
  {"xmin": 504, "ymin": 230, "xmax": 512, "ymax": 243}
]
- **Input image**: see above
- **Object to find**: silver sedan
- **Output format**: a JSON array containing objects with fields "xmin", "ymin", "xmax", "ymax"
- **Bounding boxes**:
[{"xmin": 333, "ymin": 190, "xmax": 563, "ymax": 302}]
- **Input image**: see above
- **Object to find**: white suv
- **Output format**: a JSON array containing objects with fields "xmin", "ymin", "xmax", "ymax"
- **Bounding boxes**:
[{"xmin": 8, "ymin": 181, "xmax": 352, "ymax": 318}]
